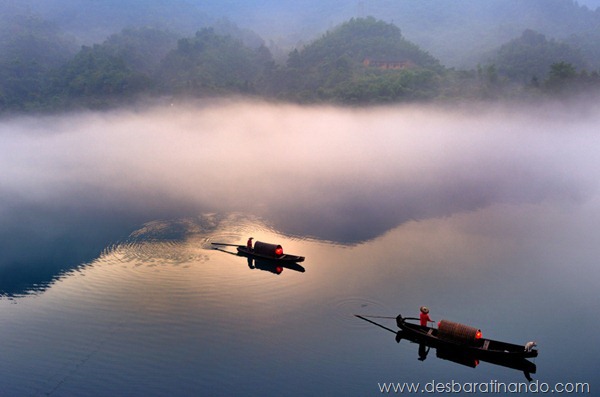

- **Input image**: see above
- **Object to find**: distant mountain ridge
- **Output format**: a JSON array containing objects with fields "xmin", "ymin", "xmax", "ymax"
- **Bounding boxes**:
[
  {"xmin": 2, "ymin": 0, "xmax": 600, "ymax": 68},
  {"xmin": 146, "ymin": 0, "xmax": 600, "ymax": 68}
]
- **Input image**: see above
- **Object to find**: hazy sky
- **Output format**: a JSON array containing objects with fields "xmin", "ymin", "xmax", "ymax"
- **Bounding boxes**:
[{"xmin": 578, "ymin": 0, "xmax": 600, "ymax": 8}]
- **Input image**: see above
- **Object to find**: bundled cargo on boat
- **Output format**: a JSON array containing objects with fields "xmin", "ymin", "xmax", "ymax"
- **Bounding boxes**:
[
  {"xmin": 437, "ymin": 320, "xmax": 482, "ymax": 344},
  {"xmin": 253, "ymin": 241, "xmax": 284, "ymax": 257}
]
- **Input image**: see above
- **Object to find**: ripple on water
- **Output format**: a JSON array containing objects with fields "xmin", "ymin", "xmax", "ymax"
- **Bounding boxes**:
[
  {"xmin": 13, "ymin": 212, "xmax": 316, "ymax": 324},
  {"xmin": 86, "ymin": 213, "xmax": 311, "ymax": 304},
  {"xmin": 330, "ymin": 296, "xmax": 394, "ymax": 330},
  {"xmin": 105, "ymin": 240, "xmax": 207, "ymax": 268}
]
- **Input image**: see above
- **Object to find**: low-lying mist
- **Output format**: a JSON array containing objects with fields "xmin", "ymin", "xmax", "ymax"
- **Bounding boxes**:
[{"xmin": 1, "ymin": 99, "xmax": 599, "ymax": 292}]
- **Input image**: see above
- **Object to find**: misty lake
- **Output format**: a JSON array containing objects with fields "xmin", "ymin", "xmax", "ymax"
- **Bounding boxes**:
[{"xmin": 1, "ymin": 101, "xmax": 598, "ymax": 396}]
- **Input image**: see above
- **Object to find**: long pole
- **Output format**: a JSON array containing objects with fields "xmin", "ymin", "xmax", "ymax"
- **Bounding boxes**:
[
  {"xmin": 211, "ymin": 242, "xmax": 243, "ymax": 247},
  {"xmin": 354, "ymin": 315, "xmax": 397, "ymax": 334}
]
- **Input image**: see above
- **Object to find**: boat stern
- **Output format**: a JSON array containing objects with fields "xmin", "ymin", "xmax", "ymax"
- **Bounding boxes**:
[{"xmin": 396, "ymin": 314, "xmax": 403, "ymax": 329}]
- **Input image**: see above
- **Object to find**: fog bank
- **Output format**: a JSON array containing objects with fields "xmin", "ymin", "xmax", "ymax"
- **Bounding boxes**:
[
  {"xmin": 2, "ymin": 101, "xmax": 598, "ymax": 241},
  {"xmin": 1, "ymin": 99, "xmax": 599, "ymax": 293}
]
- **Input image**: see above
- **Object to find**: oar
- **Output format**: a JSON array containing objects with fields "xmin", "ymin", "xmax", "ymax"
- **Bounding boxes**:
[
  {"xmin": 212, "ymin": 247, "xmax": 239, "ymax": 256},
  {"xmin": 402, "ymin": 317, "xmax": 420, "ymax": 322},
  {"xmin": 354, "ymin": 315, "xmax": 397, "ymax": 334},
  {"xmin": 211, "ymin": 242, "xmax": 243, "ymax": 247}
]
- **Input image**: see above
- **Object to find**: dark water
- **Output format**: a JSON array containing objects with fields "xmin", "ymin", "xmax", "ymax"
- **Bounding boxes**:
[{"xmin": 1, "ymin": 102, "xmax": 599, "ymax": 395}]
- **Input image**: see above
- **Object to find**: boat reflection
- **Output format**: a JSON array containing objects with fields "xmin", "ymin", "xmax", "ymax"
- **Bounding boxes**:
[
  {"xmin": 357, "ymin": 315, "xmax": 537, "ymax": 381},
  {"xmin": 245, "ymin": 257, "xmax": 305, "ymax": 275},
  {"xmin": 395, "ymin": 330, "xmax": 537, "ymax": 381}
]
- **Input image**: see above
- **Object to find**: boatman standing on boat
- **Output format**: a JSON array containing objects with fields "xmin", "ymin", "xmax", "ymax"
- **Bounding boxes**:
[
  {"xmin": 247, "ymin": 237, "xmax": 254, "ymax": 251},
  {"xmin": 420, "ymin": 306, "xmax": 433, "ymax": 327}
]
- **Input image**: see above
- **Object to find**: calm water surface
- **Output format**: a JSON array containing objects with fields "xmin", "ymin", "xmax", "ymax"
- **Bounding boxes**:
[{"xmin": 1, "ymin": 102, "xmax": 599, "ymax": 396}]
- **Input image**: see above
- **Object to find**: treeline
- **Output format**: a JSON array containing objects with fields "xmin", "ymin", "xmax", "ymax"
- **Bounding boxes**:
[{"xmin": 2, "ymin": 16, "xmax": 600, "ymax": 112}]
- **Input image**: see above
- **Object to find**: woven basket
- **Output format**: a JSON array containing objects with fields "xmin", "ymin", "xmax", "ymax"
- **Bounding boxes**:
[{"xmin": 438, "ymin": 320, "xmax": 480, "ymax": 344}]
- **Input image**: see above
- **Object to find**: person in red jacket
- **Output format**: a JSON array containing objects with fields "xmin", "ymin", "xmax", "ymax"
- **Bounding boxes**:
[
  {"xmin": 247, "ymin": 237, "xmax": 254, "ymax": 251},
  {"xmin": 420, "ymin": 306, "xmax": 433, "ymax": 327}
]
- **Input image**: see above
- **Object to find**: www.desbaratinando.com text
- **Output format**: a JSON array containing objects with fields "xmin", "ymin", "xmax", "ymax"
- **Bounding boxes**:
[{"xmin": 378, "ymin": 380, "xmax": 590, "ymax": 394}]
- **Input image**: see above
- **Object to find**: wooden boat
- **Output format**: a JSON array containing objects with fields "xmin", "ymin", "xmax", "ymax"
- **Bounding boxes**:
[
  {"xmin": 355, "ymin": 314, "xmax": 537, "ymax": 381},
  {"xmin": 212, "ymin": 241, "xmax": 305, "ymax": 263},
  {"xmin": 396, "ymin": 315, "xmax": 538, "ymax": 360},
  {"xmin": 236, "ymin": 245, "xmax": 305, "ymax": 263}
]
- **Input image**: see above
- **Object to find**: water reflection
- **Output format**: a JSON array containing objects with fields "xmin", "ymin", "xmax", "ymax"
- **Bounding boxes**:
[
  {"xmin": 0, "ymin": 212, "xmax": 310, "ymax": 296},
  {"xmin": 1, "ymin": 101, "xmax": 599, "ymax": 394},
  {"xmin": 2, "ymin": 101, "xmax": 600, "ymax": 296},
  {"xmin": 357, "ymin": 315, "xmax": 537, "ymax": 381},
  {"xmin": 246, "ymin": 257, "xmax": 305, "ymax": 275},
  {"xmin": 0, "ymin": 205, "xmax": 148, "ymax": 297},
  {"xmin": 0, "ymin": 203, "xmax": 597, "ymax": 395},
  {"xmin": 397, "ymin": 334, "xmax": 538, "ymax": 382},
  {"xmin": 213, "ymin": 245, "xmax": 306, "ymax": 275}
]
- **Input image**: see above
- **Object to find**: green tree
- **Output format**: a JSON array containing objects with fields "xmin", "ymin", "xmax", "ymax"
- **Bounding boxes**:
[
  {"xmin": 102, "ymin": 27, "xmax": 180, "ymax": 75},
  {"xmin": 487, "ymin": 30, "xmax": 586, "ymax": 83},
  {"xmin": 49, "ymin": 45, "xmax": 151, "ymax": 107},
  {"xmin": 0, "ymin": 14, "xmax": 76, "ymax": 110},
  {"xmin": 332, "ymin": 68, "xmax": 439, "ymax": 103},
  {"xmin": 156, "ymin": 28, "xmax": 273, "ymax": 96},
  {"xmin": 544, "ymin": 61, "xmax": 578, "ymax": 93},
  {"xmin": 548, "ymin": 61, "xmax": 577, "ymax": 80}
]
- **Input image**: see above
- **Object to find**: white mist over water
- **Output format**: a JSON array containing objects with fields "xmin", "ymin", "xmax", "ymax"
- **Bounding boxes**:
[{"xmin": 1, "ymin": 100, "xmax": 598, "ymax": 242}]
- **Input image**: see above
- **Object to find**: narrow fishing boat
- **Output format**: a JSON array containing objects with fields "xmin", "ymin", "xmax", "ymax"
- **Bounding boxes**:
[
  {"xmin": 395, "ymin": 315, "xmax": 538, "ymax": 360},
  {"xmin": 212, "ymin": 241, "xmax": 305, "ymax": 263},
  {"xmin": 355, "ymin": 314, "xmax": 537, "ymax": 381}
]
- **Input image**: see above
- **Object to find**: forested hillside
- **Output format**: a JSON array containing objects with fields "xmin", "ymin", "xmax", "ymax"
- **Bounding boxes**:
[
  {"xmin": 0, "ymin": 14, "xmax": 77, "ymax": 109},
  {"xmin": 485, "ymin": 30, "xmax": 587, "ymax": 83},
  {"xmin": 273, "ymin": 18, "xmax": 443, "ymax": 103},
  {"xmin": 155, "ymin": 28, "xmax": 273, "ymax": 96},
  {"xmin": 2, "ymin": 6, "xmax": 600, "ymax": 112}
]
